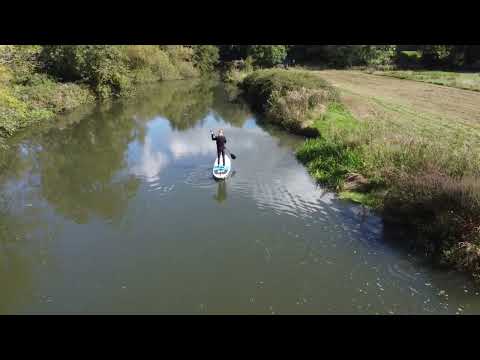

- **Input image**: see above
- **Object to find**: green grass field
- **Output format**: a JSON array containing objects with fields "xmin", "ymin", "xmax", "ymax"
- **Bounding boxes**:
[{"xmin": 371, "ymin": 70, "xmax": 480, "ymax": 92}]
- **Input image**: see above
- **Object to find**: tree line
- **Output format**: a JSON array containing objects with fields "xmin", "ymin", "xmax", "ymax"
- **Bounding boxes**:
[{"xmin": 215, "ymin": 45, "xmax": 480, "ymax": 70}]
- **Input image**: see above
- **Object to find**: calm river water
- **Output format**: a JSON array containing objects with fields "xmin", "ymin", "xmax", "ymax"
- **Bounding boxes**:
[{"xmin": 1, "ymin": 79, "xmax": 479, "ymax": 314}]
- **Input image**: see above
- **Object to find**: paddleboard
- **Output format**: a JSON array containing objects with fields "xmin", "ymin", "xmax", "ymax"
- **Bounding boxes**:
[{"xmin": 213, "ymin": 154, "xmax": 231, "ymax": 179}]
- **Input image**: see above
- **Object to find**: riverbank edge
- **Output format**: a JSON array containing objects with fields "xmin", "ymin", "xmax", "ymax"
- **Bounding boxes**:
[
  {"xmin": 0, "ymin": 45, "xmax": 211, "ymax": 144},
  {"xmin": 228, "ymin": 67, "xmax": 480, "ymax": 281}
]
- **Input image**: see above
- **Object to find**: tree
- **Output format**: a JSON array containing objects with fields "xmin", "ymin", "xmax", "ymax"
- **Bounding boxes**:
[
  {"xmin": 419, "ymin": 45, "xmax": 455, "ymax": 68},
  {"xmin": 218, "ymin": 45, "xmax": 249, "ymax": 62},
  {"xmin": 192, "ymin": 45, "xmax": 220, "ymax": 74},
  {"xmin": 247, "ymin": 45, "xmax": 288, "ymax": 68},
  {"xmin": 361, "ymin": 45, "xmax": 397, "ymax": 68},
  {"xmin": 40, "ymin": 45, "xmax": 132, "ymax": 98}
]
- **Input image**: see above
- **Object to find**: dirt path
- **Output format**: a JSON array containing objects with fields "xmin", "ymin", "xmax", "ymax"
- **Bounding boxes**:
[{"xmin": 314, "ymin": 70, "xmax": 480, "ymax": 146}]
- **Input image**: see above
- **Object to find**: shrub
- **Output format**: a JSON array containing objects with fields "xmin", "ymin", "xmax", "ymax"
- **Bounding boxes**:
[
  {"xmin": 268, "ymin": 87, "xmax": 328, "ymax": 129},
  {"xmin": 0, "ymin": 64, "xmax": 12, "ymax": 84},
  {"xmin": 127, "ymin": 46, "xmax": 181, "ymax": 81},
  {"xmin": 247, "ymin": 45, "xmax": 288, "ymax": 68},
  {"xmin": 218, "ymin": 45, "xmax": 249, "ymax": 62},
  {"xmin": 0, "ymin": 86, "xmax": 53, "ymax": 137},
  {"xmin": 0, "ymin": 45, "xmax": 42, "ymax": 84},
  {"xmin": 161, "ymin": 45, "xmax": 194, "ymax": 63},
  {"xmin": 420, "ymin": 45, "xmax": 455, "ymax": 68},
  {"xmin": 360, "ymin": 45, "xmax": 397, "ymax": 69},
  {"xmin": 175, "ymin": 60, "xmax": 199, "ymax": 78},
  {"xmin": 40, "ymin": 45, "xmax": 133, "ymax": 98},
  {"xmin": 382, "ymin": 168, "xmax": 480, "ymax": 254},
  {"xmin": 244, "ymin": 56, "xmax": 254, "ymax": 72},
  {"xmin": 193, "ymin": 45, "xmax": 220, "ymax": 74},
  {"xmin": 125, "ymin": 46, "xmax": 176, "ymax": 76},
  {"xmin": 13, "ymin": 74, "xmax": 94, "ymax": 112},
  {"xmin": 241, "ymin": 69, "xmax": 338, "ymax": 113},
  {"xmin": 444, "ymin": 242, "xmax": 480, "ymax": 280}
]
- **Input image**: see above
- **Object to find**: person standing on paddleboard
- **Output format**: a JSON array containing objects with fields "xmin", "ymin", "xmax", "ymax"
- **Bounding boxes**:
[{"xmin": 210, "ymin": 129, "xmax": 227, "ymax": 166}]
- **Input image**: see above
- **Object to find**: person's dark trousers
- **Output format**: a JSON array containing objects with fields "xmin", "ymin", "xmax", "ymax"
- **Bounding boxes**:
[{"xmin": 217, "ymin": 149, "xmax": 225, "ymax": 166}]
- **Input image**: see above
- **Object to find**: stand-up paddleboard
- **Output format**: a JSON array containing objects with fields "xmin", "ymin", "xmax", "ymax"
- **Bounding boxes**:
[{"xmin": 213, "ymin": 154, "xmax": 231, "ymax": 179}]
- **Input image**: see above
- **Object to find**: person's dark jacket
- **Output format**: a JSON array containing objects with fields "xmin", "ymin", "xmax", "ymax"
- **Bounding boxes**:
[{"xmin": 211, "ymin": 133, "xmax": 227, "ymax": 151}]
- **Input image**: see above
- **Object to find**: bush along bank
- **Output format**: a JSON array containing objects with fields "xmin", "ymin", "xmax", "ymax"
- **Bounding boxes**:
[
  {"xmin": 0, "ymin": 45, "xmax": 216, "ymax": 141},
  {"xmin": 237, "ymin": 68, "xmax": 480, "ymax": 281},
  {"xmin": 239, "ymin": 69, "xmax": 339, "ymax": 136}
]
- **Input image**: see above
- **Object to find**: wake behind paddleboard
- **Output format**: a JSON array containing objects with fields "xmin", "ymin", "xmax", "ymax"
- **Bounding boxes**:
[{"xmin": 213, "ymin": 154, "xmax": 231, "ymax": 179}]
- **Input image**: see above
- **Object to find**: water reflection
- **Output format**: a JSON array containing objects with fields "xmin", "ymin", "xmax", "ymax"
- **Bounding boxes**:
[
  {"xmin": 131, "ymin": 137, "xmax": 169, "ymax": 181},
  {"xmin": 214, "ymin": 180, "xmax": 227, "ymax": 203},
  {"xmin": 0, "ymin": 194, "xmax": 58, "ymax": 313},
  {"xmin": 35, "ymin": 103, "xmax": 142, "ymax": 224},
  {"xmin": 1, "ymin": 78, "xmax": 480, "ymax": 314}
]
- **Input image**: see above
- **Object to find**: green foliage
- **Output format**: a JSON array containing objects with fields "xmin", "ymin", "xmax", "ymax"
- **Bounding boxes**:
[
  {"xmin": 0, "ymin": 45, "xmax": 43, "ymax": 84},
  {"xmin": 218, "ymin": 45, "xmax": 249, "ymax": 62},
  {"xmin": 13, "ymin": 74, "xmax": 94, "ymax": 112},
  {"xmin": 241, "ymin": 68, "xmax": 338, "ymax": 113},
  {"xmin": 0, "ymin": 64, "xmax": 13, "ymax": 84},
  {"xmin": 240, "ymin": 69, "xmax": 339, "ymax": 135},
  {"xmin": 174, "ymin": 60, "xmax": 199, "ymax": 78},
  {"xmin": 297, "ymin": 137, "xmax": 363, "ymax": 189},
  {"xmin": 395, "ymin": 51, "xmax": 422, "ymax": 69},
  {"xmin": 314, "ymin": 102, "xmax": 360, "ymax": 135},
  {"xmin": 247, "ymin": 45, "xmax": 288, "ymax": 68},
  {"xmin": 382, "ymin": 169, "xmax": 480, "ymax": 257},
  {"xmin": 419, "ymin": 45, "xmax": 455, "ymax": 67},
  {"xmin": 361, "ymin": 45, "xmax": 397, "ymax": 69},
  {"xmin": 161, "ymin": 45, "xmax": 199, "ymax": 78},
  {"xmin": 0, "ymin": 45, "xmax": 210, "ymax": 140},
  {"xmin": 0, "ymin": 86, "xmax": 53, "ymax": 137},
  {"xmin": 126, "ymin": 46, "xmax": 180, "ymax": 79},
  {"xmin": 40, "ymin": 45, "xmax": 200, "ymax": 99},
  {"xmin": 373, "ymin": 70, "xmax": 480, "ymax": 92},
  {"xmin": 253, "ymin": 67, "xmax": 480, "ymax": 271},
  {"xmin": 296, "ymin": 103, "xmax": 366, "ymax": 189},
  {"xmin": 244, "ymin": 56, "xmax": 254, "ymax": 72},
  {"xmin": 128, "ymin": 45, "xmax": 183, "ymax": 81},
  {"xmin": 324, "ymin": 45, "xmax": 365, "ymax": 68},
  {"xmin": 217, "ymin": 44, "xmax": 480, "ymax": 71},
  {"xmin": 40, "ymin": 45, "xmax": 134, "ymax": 98},
  {"xmin": 192, "ymin": 45, "xmax": 219, "ymax": 74},
  {"xmin": 339, "ymin": 191, "xmax": 382, "ymax": 208},
  {"xmin": 1, "ymin": 45, "xmax": 203, "ymax": 140}
]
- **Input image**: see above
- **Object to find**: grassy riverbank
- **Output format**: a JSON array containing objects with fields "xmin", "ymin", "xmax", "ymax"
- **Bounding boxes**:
[
  {"xmin": 239, "ymin": 69, "xmax": 339, "ymax": 136},
  {"xmin": 0, "ymin": 45, "xmax": 214, "ymax": 141},
  {"xmin": 237, "ymin": 68, "xmax": 480, "ymax": 280}
]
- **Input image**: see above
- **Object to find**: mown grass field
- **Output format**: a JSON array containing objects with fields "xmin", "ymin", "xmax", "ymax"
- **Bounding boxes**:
[
  {"xmin": 368, "ymin": 69, "xmax": 480, "ymax": 92},
  {"xmin": 316, "ymin": 70, "xmax": 480, "ymax": 152}
]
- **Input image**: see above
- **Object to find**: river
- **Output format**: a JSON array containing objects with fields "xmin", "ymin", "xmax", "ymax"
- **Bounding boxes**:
[{"xmin": 0, "ymin": 78, "xmax": 479, "ymax": 314}]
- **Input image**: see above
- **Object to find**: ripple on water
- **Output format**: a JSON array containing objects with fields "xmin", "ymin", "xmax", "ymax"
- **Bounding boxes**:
[
  {"xmin": 231, "ymin": 177, "xmax": 325, "ymax": 220},
  {"xmin": 386, "ymin": 261, "xmax": 421, "ymax": 283},
  {"xmin": 132, "ymin": 173, "xmax": 176, "ymax": 197},
  {"xmin": 183, "ymin": 166, "xmax": 216, "ymax": 189},
  {"xmin": 147, "ymin": 183, "xmax": 175, "ymax": 196}
]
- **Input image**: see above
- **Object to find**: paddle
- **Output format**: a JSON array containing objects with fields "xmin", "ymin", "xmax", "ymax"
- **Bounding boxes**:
[{"xmin": 225, "ymin": 147, "xmax": 237, "ymax": 160}]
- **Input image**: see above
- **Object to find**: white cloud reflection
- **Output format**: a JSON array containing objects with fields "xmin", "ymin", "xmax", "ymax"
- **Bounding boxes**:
[
  {"xmin": 129, "ymin": 122, "xmax": 337, "ymax": 219},
  {"xmin": 131, "ymin": 137, "xmax": 169, "ymax": 181},
  {"xmin": 168, "ymin": 126, "xmax": 258, "ymax": 160}
]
